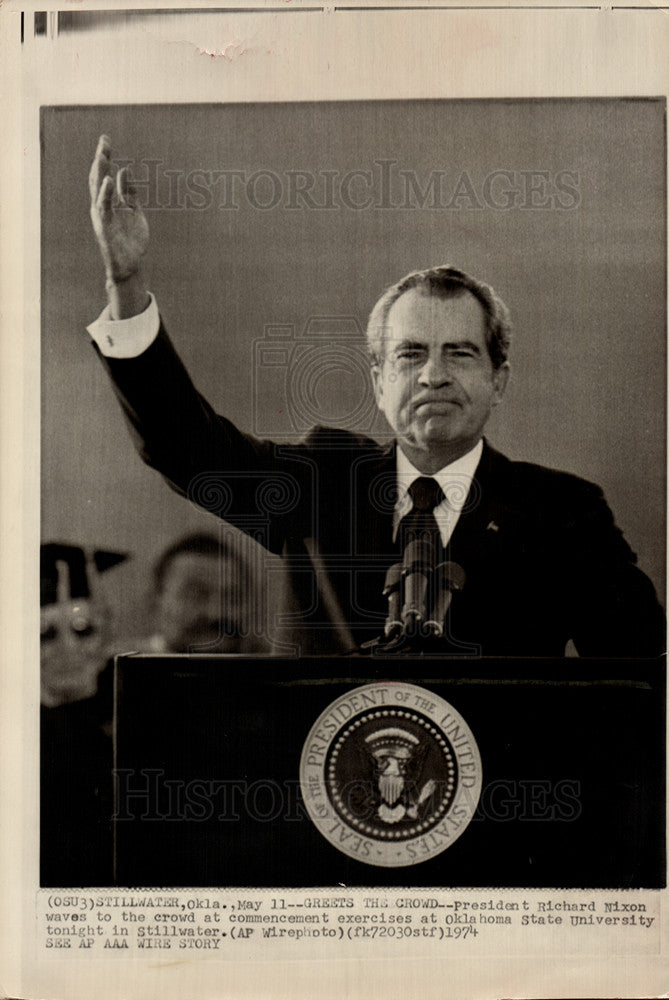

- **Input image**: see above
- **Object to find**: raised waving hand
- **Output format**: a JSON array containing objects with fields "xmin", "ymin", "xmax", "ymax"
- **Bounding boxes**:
[{"xmin": 89, "ymin": 135, "xmax": 149, "ymax": 317}]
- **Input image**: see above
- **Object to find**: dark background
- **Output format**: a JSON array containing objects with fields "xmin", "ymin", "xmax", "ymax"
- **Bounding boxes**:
[{"xmin": 41, "ymin": 100, "xmax": 666, "ymax": 642}]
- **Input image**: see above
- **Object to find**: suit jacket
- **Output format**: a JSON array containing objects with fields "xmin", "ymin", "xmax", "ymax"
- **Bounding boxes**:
[{"xmin": 97, "ymin": 326, "xmax": 665, "ymax": 658}]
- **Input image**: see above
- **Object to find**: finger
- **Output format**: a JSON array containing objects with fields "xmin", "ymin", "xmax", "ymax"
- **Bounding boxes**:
[
  {"xmin": 116, "ymin": 166, "xmax": 135, "ymax": 208},
  {"xmin": 88, "ymin": 135, "xmax": 112, "ymax": 203},
  {"xmin": 95, "ymin": 174, "xmax": 115, "ymax": 224},
  {"xmin": 55, "ymin": 558, "xmax": 70, "ymax": 607},
  {"xmin": 88, "ymin": 155, "xmax": 108, "ymax": 205}
]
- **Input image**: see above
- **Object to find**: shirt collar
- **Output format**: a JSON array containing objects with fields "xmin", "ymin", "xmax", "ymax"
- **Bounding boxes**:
[{"xmin": 395, "ymin": 439, "xmax": 484, "ymax": 514}]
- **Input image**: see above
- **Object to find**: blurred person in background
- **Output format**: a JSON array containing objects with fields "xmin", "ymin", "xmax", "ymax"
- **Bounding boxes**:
[
  {"xmin": 40, "ymin": 532, "xmax": 273, "ymax": 885},
  {"xmin": 40, "ymin": 543, "xmax": 126, "ymax": 886},
  {"xmin": 120, "ymin": 531, "xmax": 272, "ymax": 655},
  {"xmin": 40, "ymin": 543, "xmax": 125, "ymax": 708}
]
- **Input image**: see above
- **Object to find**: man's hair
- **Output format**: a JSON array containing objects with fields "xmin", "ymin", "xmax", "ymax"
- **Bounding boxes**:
[
  {"xmin": 365, "ymin": 265, "xmax": 512, "ymax": 369},
  {"xmin": 152, "ymin": 532, "xmax": 239, "ymax": 593}
]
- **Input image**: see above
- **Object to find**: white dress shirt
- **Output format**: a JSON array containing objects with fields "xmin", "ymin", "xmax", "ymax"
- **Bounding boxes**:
[
  {"xmin": 87, "ymin": 293, "xmax": 160, "ymax": 358},
  {"xmin": 393, "ymin": 440, "xmax": 483, "ymax": 547}
]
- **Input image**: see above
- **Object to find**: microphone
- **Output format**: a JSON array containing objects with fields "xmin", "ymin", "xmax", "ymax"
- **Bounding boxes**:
[
  {"xmin": 383, "ymin": 563, "xmax": 403, "ymax": 638},
  {"xmin": 424, "ymin": 561, "xmax": 466, "ymax": 636},
  {"xmin": 401, "ymin": 538, "xmax": 434, "ymax": 630}
]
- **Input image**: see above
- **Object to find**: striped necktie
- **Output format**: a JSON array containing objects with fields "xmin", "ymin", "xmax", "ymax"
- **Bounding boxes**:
[{"xmin": 398, "ymin": 476, "xmax": 445, "ymax": 555}]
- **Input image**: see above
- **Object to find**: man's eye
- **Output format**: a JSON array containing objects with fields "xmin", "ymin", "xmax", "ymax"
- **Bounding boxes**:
[
  {"xmin": 395, "ymin": 350, "xmax": 422, "ymax": 362},
  {"xmin": 445, "ymin": 350, "xmax": 476, "ymax": 362}
]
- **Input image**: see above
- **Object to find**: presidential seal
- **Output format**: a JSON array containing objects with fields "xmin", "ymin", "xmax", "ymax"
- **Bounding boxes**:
[{"xmin": 299, "ymin": 682, "xmax": 482, "ymax": 867}]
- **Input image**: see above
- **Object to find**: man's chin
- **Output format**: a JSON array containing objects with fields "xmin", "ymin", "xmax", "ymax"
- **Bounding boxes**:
[{"xmin": 412, "ymin": 415, "xmax": 461, "ymax": 444}]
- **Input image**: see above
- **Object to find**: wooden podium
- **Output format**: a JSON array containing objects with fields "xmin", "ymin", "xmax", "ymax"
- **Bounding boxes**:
[{"xmin": 113, "ymin": 655, "xmax": 665, "ymax": 889}]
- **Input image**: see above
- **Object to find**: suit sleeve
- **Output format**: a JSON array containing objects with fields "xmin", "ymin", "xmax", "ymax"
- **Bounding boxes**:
[
  {"xmin": 93, "ymin": 322, "xmax": 314, "ymax": 554},
  {"xmin": 561, "ymin": 483, "xmax": 665, "ymax": 657}
]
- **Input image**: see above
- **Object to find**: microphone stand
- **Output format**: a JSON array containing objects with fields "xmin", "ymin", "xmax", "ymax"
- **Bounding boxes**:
[{"xmin": 358, "ymin": 560, "xmax": 466, "ymax": 657}]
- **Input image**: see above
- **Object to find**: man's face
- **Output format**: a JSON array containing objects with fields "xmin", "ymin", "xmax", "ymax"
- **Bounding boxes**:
[
  {"xmin": 40, "ymin": 598, "xmax": 107, "ymax": 707},
  {"xmin": 372, "ymin": 288, "xmax": 509, "ymax": 472},
  {"xmin": 156, "ymin": 552, "xmax": 247, "ymax": 653}
]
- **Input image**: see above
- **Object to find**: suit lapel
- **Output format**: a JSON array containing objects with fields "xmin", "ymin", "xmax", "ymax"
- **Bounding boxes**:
[
  {"xmin": 446, "ymin": 440, "xmax": 520, "ymax": 572},
  {"xmin": 355, "ymin": 440, "xmax": 517, "ymax": 570},
  {"xmin": 343, "ymin": 439, "xmax": 527, "ymax": 637}
]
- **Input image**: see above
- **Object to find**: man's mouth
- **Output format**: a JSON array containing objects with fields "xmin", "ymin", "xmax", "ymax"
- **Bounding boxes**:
[{"xmin": 414, "ymin": 398, "xmax": 460, "ymax": 413}]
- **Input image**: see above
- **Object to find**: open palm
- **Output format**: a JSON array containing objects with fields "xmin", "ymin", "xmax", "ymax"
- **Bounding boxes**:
[{"xmin": 89, "ymin": 134, "xmax": 149, "ymax": 282}]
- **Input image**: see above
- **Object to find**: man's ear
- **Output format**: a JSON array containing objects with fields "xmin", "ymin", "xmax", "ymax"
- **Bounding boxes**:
[
  {"xmin": 371, "ymin": 364, "xmax": 384, "ymax": 411},
  {"xmin": 492, "ymin": 362, "xmax": 510, "ymax": 405}
]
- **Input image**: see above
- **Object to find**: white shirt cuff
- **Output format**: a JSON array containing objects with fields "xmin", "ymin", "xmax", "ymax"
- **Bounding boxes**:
[{"xmin": 87, "ymin": 292, "xmax": 160, "ymax": 358}]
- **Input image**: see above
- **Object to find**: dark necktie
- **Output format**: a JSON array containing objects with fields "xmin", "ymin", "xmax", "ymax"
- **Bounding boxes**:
[{"xmin": 398, "ymin": 476, "xmax": 445, "ymax": 556}]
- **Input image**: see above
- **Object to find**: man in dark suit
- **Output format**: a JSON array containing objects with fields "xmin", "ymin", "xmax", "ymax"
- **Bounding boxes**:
[{"xmin": 87, "ymin": 135, "xmax": 664, "ymax": 657}]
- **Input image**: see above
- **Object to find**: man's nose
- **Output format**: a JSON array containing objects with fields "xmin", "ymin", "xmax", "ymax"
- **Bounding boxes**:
[{"xmin": 417, "ymin": 352, "xmax": 453, "ymax": 387}]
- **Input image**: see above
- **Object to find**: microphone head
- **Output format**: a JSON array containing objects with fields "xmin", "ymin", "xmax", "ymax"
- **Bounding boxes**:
[
  {"xmin": 383, "ymin": 562, "xmax": 402, "ymax": 594},
  {"xmin": 402, "ymin": 538, "xmax": 435, "ymax": 573},
  {"xmin": 435, "ymin": 561, "xmax": 466, "ymax": 591}
]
